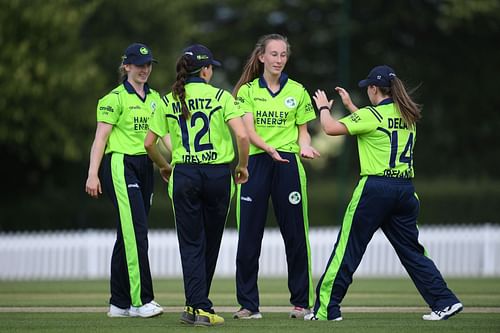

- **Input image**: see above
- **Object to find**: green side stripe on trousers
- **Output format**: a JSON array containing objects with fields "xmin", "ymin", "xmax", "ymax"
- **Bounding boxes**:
[
  {"xmin": 295, "ymin": 154, "xmax": 314, "ymax": 308},
  {"xmin": 316, "ymin": 176, "xmax": 368, "ymax": 320},
  {"xmin": 111, "ymin": 153, "xmax": 142, "ymax": 306},
  {"xmin": 235, "ymin": 183, "xmax": 241, "ymax": 230}
]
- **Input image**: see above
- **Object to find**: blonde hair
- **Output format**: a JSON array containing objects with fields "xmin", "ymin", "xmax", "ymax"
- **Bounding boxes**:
[{"xmin": 232, "ymin": 34, "xmax": 291, "ymax": 97}]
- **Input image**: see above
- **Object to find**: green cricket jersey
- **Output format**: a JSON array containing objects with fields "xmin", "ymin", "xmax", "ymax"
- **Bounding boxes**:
[
  {"xmin": 148, "ymin": 78, "xmax": 243, "ymax": 165},
  {"xmin": 339, "ymin": 99, "xmax": 416, "ymax": 178},
  {"xmin": 236, "ymin": 74, "xmax": 316, "ymax": 155},
  {"xmin": 97, "ymin": 81, "xmax": 161, "ymax": 155}
]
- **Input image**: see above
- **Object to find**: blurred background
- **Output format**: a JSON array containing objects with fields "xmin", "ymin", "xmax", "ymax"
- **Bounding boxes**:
[{"xmin": 1, "ymin": 0, "xmax": 499, "ymax": 232}]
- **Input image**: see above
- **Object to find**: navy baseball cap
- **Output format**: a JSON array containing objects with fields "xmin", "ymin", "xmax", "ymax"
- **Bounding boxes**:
[
  {"xmin": 183, "ymin": 44, "xmax": 221, "ymax": 71},
  {"xmin": 358, "ymin": 65, "xmax": 396, "ymax": 88},
  {"xmin": 122, "ymin": 43, "xmax": 157, "ymax": 65}
]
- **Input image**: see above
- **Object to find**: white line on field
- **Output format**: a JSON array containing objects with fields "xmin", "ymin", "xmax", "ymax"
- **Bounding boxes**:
[{"xmin": 0, "ymin": 306, "xmax": 498, "ymax": 313}]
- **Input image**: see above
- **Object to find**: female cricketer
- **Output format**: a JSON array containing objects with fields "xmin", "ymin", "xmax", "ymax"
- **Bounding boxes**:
[
  {"xmin": 144, "ymin": 44, "xmax": 249, "ymax": 327},
  {"xmin": 85, "ymin": 43, "xmax": 164, "ymax": 318},
  {"xmin": 307, "ymin": 65, "xmax": 463, "ymax": 321},
  {"xmin": 232, "ymin": 34, "xmax": 320, "ymax": 320}
]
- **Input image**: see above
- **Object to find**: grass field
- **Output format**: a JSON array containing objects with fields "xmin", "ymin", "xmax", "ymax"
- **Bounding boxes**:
[{"xmin": 0, "ymin": 278, "xmax": 499, "ymax": 332}]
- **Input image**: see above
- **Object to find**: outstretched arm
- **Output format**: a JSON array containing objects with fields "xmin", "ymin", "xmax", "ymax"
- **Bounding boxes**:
[
  {"xmin": 312, "ymin": 89, "xmax": 349, "ymax": 136},
  {"xmin": 335, "ymin": 87, "xmax": 358, "ymax": 113}
]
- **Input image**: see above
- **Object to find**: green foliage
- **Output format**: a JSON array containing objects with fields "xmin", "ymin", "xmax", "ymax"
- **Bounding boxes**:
[
  {"xmin": 1, "ymin": 0, "xmax": 499, "ymax": 229},
  {"xmin": 0, "ymin": 0, "xmax": 101, "ymax": 168}
]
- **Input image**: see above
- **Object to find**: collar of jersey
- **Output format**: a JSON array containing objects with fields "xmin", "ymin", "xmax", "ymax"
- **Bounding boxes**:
[
  {"xmin": 376, "ymin": 97, "xmax": 393, "ymax": 106},
  {"xmin": 123, "ymin": 80, "xmax": 151, "ymax": 95},
  {"xmin": 186, "ymin": 77, "xmax": 207, "ymax": 84},
  {"xmin": 258, "ymin": 73, "xmax": 288, "ymax": 97}
]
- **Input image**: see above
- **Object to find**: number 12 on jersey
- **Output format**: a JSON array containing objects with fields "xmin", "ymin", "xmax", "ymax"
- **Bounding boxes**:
[{"xmin": 178, "ymin": 112, "xmax": 214, "ymax": 153}]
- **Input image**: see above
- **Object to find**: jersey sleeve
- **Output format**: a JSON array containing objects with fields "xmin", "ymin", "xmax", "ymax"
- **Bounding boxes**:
[
  {"xmin": 339, "ymin": 107, "xmax": 382, "ymax": 135},
  {"xmin": 235, "ymin": 84, "xmax": 254, "ymax": 114},
  {"xmin": 295, "ymin": 87, "xmax": 316, "ymax": 125},
  {"xmin": 96, "ymin": 91, "xmax": 121, "ymax": 124},
  {"xmin": 147, "ymin": 96, "xmax": 170, "ymax": 137},
  {"xmin": 221, "ymin": 90, "xmax": 244, "ymax": 122}
]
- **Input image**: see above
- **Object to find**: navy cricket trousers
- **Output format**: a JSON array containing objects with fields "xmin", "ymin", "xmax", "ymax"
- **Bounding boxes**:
[
  {"xmin": 100, "ymin": 153, "xmax": 155, "ymax": 309},
  {"xmin": 170, "ymin": 163, "xmax": 233, "ymax": 311},
  {"xmin": 314, "ymin": 176, "xmax": 460, "ymax": 320},
  {"xmin": 236, "ymin": 152, "xmax": 313, "ymax": 312}
]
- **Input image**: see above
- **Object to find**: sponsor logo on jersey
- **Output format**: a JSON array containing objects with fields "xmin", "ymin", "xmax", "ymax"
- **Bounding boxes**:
[
  {"xmin": 99, "ymin": 106, "xmax": 114, "ymax": 113},
  {"xmin": 349, "ymin": 113, "xmax": 361, "ymax": 123},
  {"xmin": 255, "ymin": 110, "xmax": 288, "ymax": 127},
  {"xmin": 284, "ymin": 97, "xmax": 297, "ymax": 108},
  {"xmin": 133, "ymin": 116, "xmax": 149, "ymax": 131},
  {"xmin": 151, "ymin": 101, "xmax": 157, "ymax": 111},
  {"xmin": 254, "ymin": 97, "xmax": 267, "ymax": 102},
  {"xmin": 129, "ymin": 105, "xmax": 141, "ymax": 110},
  {"xmin": 305, "ymin": 103, "xmax": 314, "ymax": 113},
  {"xmin": 288, "ymin": 191, "xmax": 301, "ymax": 205},
  {"xmin": 240, "ymin": 196, "xmax": 253, "ymax": 202}
]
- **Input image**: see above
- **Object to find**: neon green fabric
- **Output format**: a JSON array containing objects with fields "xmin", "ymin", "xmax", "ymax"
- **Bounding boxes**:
[
  {"xmin": 110, "ymin": 153, "xmax": 142, "ymax": 306},
  {"xmin": 339, "ymin": 103, "xmax": 416, "ymax": 178},
  {"xmin": 148, "ymin": 81, "xmax": 243, "ymax": 165},
  {"xmin": 316, "ymin": 176, "xmax": 368, "ymax": 320},
  {"xmin": 97, "ymin": 83, "xmax": 162, "ymax": 155},
  {"xmin": 236, "ymin": 76, "xmax": 316, "ymax": 155},
  {"xmin": 295, "ymin": 154, "xmax": 314, "ymax": 307}
]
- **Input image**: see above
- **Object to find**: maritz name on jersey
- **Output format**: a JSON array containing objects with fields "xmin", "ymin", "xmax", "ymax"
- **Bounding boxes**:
[
  {"xmin": 255, "ymin": 110, "xmax": 288, "ymax": 126},
  {"xmin": 383, "ymin": 168, "xmax": 413, "ymax": 178},
  {"xmin": 388, "ymin": 118, "xmax": 408, "ymax": 129},
  {"xmin": 134, "ymin": 116, "xmax": 149, "ymax": 131},
  {"xmin": 172, "ymin": 98, "xmax": 212, "ymax": 114},
  {"xmin": 182, "ymin": 151, "xmax": 218, "ymax": 163}
]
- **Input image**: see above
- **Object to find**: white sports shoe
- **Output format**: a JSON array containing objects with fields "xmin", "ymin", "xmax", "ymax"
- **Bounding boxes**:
[
  {"xmin": 233, "ymin": 308, "xmax": 263, "ymax": 319},
  {"xmin": 129, "ymin": 301, "xmax": 164, "ymax": 318},
  {"xmin": 422, "ymin": 302, "xmax": 463, "ymax": 321},
  {"xmin": 289, "ymin": 306, "xmax": 311, "ymax": 319},
  {"xmin": 304, "ymin": 312, "xmax": 342, "ymax": 321},
  {"xmin": 149, "ymin": 300, "xmax": 164, "ymax": 312},
  {"xmin": 107, "ymin": 304, "xmax": 129, "ymax": 318}
]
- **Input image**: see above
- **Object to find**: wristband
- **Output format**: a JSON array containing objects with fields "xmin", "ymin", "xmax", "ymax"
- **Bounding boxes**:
[{"xmin": 318, "ymin": 106, "xmax": 330, "ymax": 112}]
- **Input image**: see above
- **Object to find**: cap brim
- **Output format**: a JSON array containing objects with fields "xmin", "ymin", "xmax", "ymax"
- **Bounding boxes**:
[
  {"xmin": 131, "ymin": 57, "xmax": 157, "ymax": 65},
  {"xmin": 211, "ymin": 59, "xmax": 222, "ymax": 67},
  {"xmin": 358, "ymin": 79, "xmax": 370, "ymax": 88}
]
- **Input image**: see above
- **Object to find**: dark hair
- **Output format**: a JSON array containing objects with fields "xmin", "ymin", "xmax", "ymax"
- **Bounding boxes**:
[
  {"xmin": 172, "ymin": 55, "xmax": 191, "ymax": 119},
  {"xmin": 232, "ymin": 34, "xmax": 291, "ymax": 97},
  {"xmin": 379, "ymin": 77, "xmax": 422, "ymax": 128}
]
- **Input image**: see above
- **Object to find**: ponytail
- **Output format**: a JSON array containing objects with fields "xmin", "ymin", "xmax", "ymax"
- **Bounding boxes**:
[
  {"xmin": 172, "ymin": 55, "xmax": 191, "ymax": 120},
  {"xmin": 233, "ymin": 33, "xmax": 291, "ymax": 97},
  {"xmin": 380, "ymin": 77, "xmax": 422, "ymax": 129}
]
